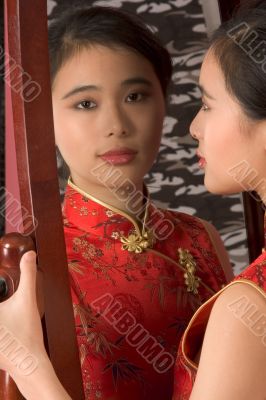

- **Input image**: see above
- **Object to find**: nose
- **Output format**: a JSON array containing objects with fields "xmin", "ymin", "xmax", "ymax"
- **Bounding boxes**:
[
  {"xmin": 104, "ymin": 104, "xmax": 128, "ymax": 138},
  {"xmin": 189, "ymin": 113, "xmax": 201, "ymax": 141},
  {"xmin": 190, "ymin": 125, "xmax": 198, "ymax": 141}
]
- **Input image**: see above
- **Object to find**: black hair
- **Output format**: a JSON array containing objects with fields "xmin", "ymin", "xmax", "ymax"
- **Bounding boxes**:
[
  {"xmin": 209, "ymin": 0, "xmax": 266, "ymax": 121},
  {"xmin": 48, "ymin": 6, "xmax": 172, "ymax": 97}
]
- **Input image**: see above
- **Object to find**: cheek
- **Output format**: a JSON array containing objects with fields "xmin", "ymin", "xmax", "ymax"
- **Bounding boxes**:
[
  {"xmin": 141, "ymin": 103, "xmax": 164, "ymax": 140},
  {"xmin": 52, "ymin": 106, "xmax": 71, "ymax": 148},
  {"xmin": 205, "ymin": 121, "xmax": 238, "ymax": 157},
  {"xmin": 204, "ymin": 127, "xmax": 249, "ymax": 190},
  {"xmin": 54, "ymin": 112, "xmax": 86, "ymax": 150},
  {"xmin": 142, "ymin": 117, "xmax": 163, "ymax": 158},
  {"xmin": 134, "ymin": 108, "xmax": 163, "ymax": 169}
]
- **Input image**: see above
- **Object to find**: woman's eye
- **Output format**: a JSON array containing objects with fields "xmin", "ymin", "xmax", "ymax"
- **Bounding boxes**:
[
  {"xmin": 76, "ymin": 100, "xmax": 96, "ymax": 110},
  {"xmin": 126, "ymin": 93, "xmax": 145, "ymax": 102}
]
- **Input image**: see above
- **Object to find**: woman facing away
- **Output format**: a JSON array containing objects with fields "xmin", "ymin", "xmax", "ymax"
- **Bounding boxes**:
[
  {"xmin": 1, "ymin": 5, "xmax": 232, "ymax": 400},
  {"xmin": 172, "ymin": 1, "xmax": 266, "ymax": 399}
]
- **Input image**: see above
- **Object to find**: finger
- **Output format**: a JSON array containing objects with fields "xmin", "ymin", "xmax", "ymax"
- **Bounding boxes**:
[
  {"xmin": 36, "ymin": 270, "xmax": 45, "ymax": 317},
  {"xmin": 17, "ymin": 251, "xmax": 37, "ymax": 296}
]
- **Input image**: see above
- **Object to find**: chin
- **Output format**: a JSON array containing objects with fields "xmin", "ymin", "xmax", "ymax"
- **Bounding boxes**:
[{"xmin": 204, "ymin": 177, "xmax": 241, "ymax": 196}]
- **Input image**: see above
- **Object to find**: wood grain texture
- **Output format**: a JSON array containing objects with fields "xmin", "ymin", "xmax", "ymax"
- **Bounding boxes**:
[{"xmin": 4, "ymin": 0, "xmax": 84, "ymax": 398}]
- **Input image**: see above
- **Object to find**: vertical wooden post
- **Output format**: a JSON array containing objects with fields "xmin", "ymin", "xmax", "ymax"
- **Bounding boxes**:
[{"xmin": 3, "ymin": 0, "xmax": 85, "ymax": 398}]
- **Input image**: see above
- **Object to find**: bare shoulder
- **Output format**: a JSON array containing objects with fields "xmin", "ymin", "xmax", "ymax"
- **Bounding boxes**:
[
  {"xmin": 198, "ymin": 218, "xmax": 234, "ymax": 282},
  {"xmin": 190, "ymin": 282, "xmax": 266, "ymax": 400},
  {"xmin": 211, "ymin": 281, "xmax": 266, "ymax": 340}
]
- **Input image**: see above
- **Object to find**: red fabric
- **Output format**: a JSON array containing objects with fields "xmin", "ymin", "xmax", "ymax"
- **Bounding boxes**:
[
  {"xmin": 63, "ymin": 183, "xmax": 226, "ymax": 400},
  {"xmin": 173, "ymin": 238, "xmax": 266, "ymax": 400}
]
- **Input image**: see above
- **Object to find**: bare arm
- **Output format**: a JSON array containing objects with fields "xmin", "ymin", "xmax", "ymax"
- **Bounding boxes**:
[{"xmin": 190, "ymin": 283, "xmax": 266, "ymax": 400}]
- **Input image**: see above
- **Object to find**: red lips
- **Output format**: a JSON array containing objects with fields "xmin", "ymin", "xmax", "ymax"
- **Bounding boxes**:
[
  {"xmin": 196, "ymin": 150, "xmax": 207, "ymax": 169},
  {"xmin": 99, "ymin": 147, "xmax": 138, "ymax": 165},
  {"xmin": 100, "ymin": 147, "xmax": 137, "ymax": 157}
]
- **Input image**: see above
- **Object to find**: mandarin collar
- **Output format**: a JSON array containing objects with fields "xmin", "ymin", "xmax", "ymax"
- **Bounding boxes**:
[{"xmin": 62, "ymin": 179, "xmax": 156, "ymax": 253}]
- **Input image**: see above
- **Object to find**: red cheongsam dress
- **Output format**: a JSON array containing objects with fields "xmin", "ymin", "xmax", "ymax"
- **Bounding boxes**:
[
  {"xmin": 63, "ymin": 180, "xmax": 227, "ymax": 400},
  {"xmin": 172, "ymin": 215, "xmax": 266, "ymax": 400}
]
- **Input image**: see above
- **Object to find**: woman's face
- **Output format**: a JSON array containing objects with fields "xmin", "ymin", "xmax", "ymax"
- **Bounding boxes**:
[
  {"xmin": 190, "ymin": 50, "xmax": 266, "ymax": 202},
  {"xmin": 52, "ymin": 45, "xmax": 165, "ymax": 194}
]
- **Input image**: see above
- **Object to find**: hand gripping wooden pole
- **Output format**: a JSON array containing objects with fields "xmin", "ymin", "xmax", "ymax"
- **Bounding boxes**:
[{"xmin": 1, "ymin": 0, "xmax": 84, "ymax": 398}]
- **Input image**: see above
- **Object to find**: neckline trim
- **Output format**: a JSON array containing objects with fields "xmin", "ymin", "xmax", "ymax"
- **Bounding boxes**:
[{"xmin": 67, "ymin": 177, "xmax": 151, "ymax": 239}]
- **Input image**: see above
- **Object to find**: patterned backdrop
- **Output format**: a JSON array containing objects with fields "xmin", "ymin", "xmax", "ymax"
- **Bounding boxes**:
[{"xmin": 1, "ymin": 0, "xmax": 249, "ymax": 274}]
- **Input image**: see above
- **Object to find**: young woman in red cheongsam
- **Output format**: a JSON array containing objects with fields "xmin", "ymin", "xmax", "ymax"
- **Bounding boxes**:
[
  {"xmin": 0, "ymin": 5, "xmax": 232, "ymax": 400},
  {"xmin": 4, "ymin": 2, "xmax": 266, "ymax": 399}
]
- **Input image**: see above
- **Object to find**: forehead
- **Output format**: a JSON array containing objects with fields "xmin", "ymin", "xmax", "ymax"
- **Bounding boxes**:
[
  {"xmin": 199, "ymin": 51, "xmax": 223, "ymax": 87},
  {"xmin": 199, "ymin": 51, "xmax": 233, "ymax": 103},
  {"xmin": 53, "ymin": 44, "xmax": 158, "ymax": 89},
  {"xmin": 200, "ymin": 50, "xmax": 255, "ymax": 129}
]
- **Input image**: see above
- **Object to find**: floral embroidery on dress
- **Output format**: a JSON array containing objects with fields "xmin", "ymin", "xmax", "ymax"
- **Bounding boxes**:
[
  {"xmin": 80, "ymin": 206, "xmax": 89, "ymax": 216},
  {"xmin": 111, "ymin": 231, "xmax": 120, "ymax": 239},
  {"xmin": 63, "ymin": 183, "xmax": 228, "ymax": 399},
  {"xmin": 178, "ymin": 248, "xmax": 201, "ymax": 295},
  {"xmin": 73, "ymin": 236, "xmax": 104, "ymax": 259},
  {"xmin": 74, "ymin": 302, "xmax": 119, "ymax": 358},
  {"xmin": 68, "ymin": 259, "xmax": 85, "ymax": 275},
  {"xmin": 120, "ymin": 229, "xmax": 155, "ymax": 253},
  {"xmin": 172, "ymin": 218, "xmax": 266, "ymax": 400}
]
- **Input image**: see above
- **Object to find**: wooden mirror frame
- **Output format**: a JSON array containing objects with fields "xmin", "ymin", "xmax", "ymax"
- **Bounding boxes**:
[{"xmin": 3, "ymin": 1, "xmax": 84, "ymax": 398}]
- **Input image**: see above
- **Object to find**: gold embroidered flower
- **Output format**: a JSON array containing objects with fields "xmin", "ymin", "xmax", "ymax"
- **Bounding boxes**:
[
  {"xmin": 120, "ymin": 230, "xmax": 155, "ymax": 254},
  {"xmin": 178, "ymin": 248, "xmax": 201, "ymax": 295}
]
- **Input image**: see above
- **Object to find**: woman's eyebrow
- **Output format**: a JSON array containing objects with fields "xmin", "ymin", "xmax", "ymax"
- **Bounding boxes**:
[
  {"xmin": 198, "ymin": 84, "xmax": 215, "ymax": 100},
  {"xmin": 61, "ymin": 85, "xmax": 101, "ymax": 100},
  {"xmin": 121, "ymin": 77, "xmax": 153, "ymax": 87},
  {"xmin": 61, "ymin": 77, "xmax": 153, "ymax": 100}
]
